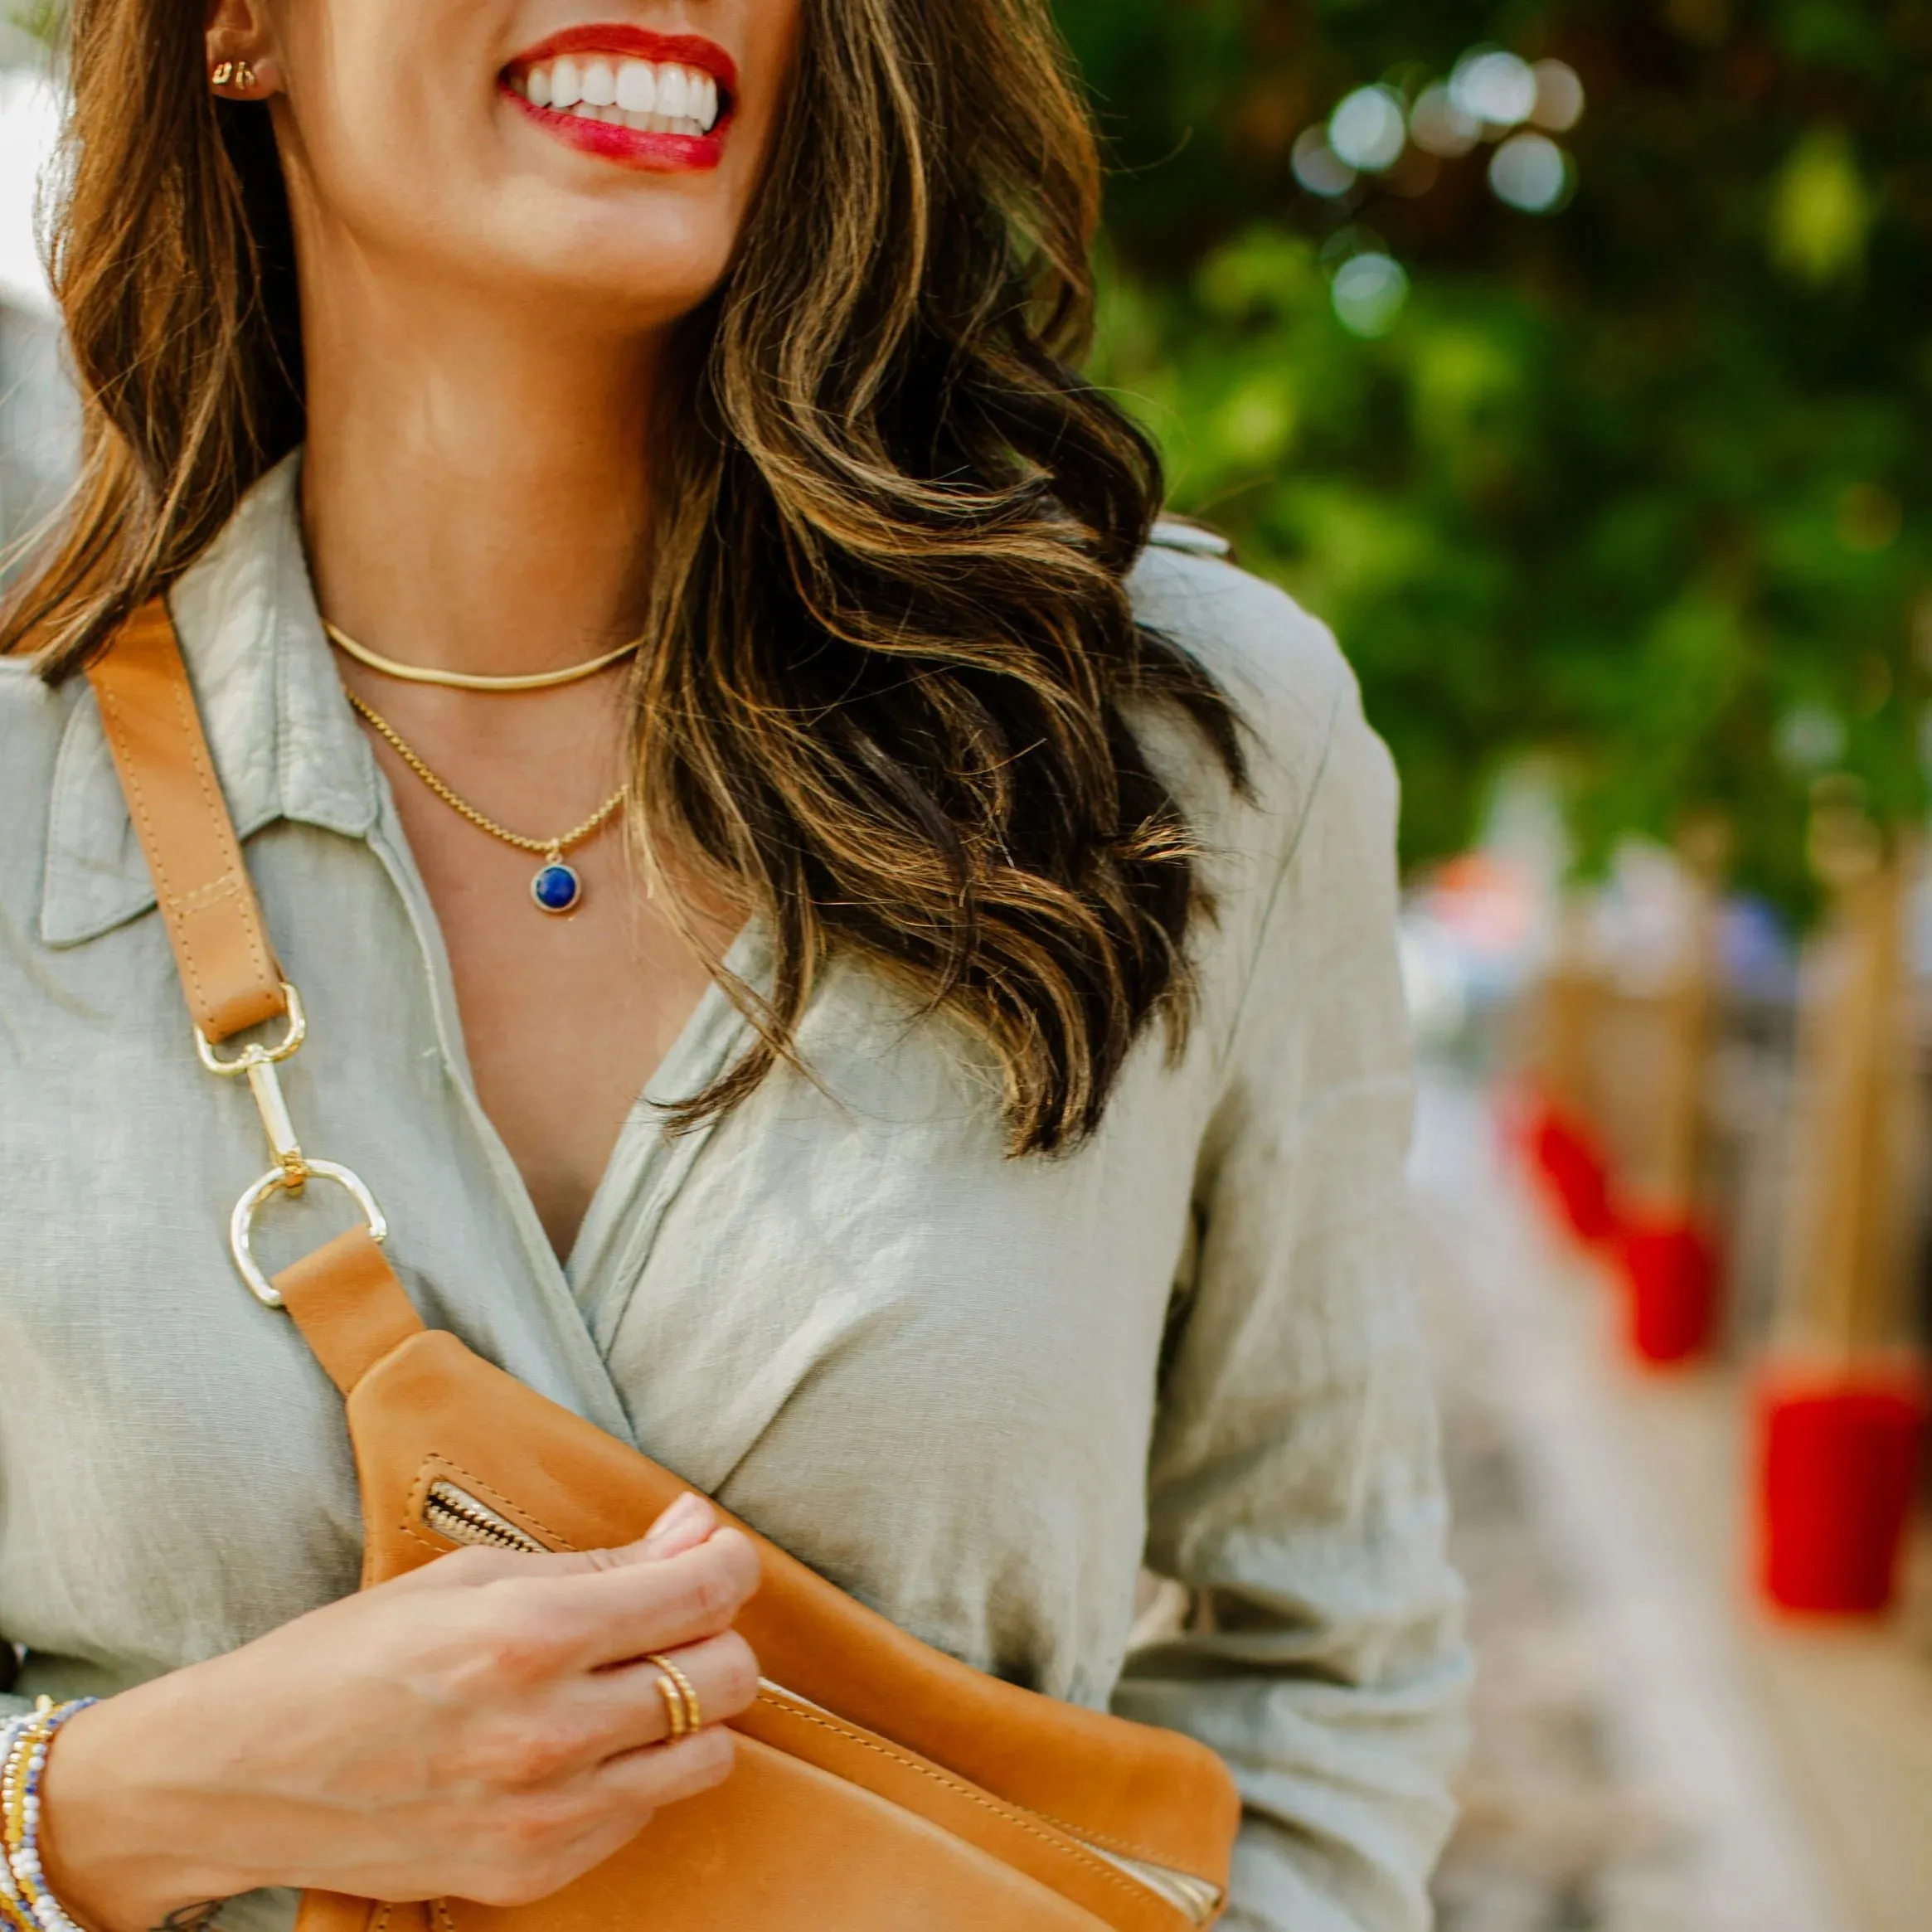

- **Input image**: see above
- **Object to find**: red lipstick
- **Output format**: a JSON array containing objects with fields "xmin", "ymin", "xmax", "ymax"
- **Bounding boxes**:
[{"xmin": 502, "ymin": 26, "xmax": 736, "ymax": 173}]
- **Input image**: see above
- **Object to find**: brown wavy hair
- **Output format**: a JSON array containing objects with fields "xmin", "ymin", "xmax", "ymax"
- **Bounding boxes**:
[{"xmin": 4, "ymin": 0, "xmax": 1245, "ymax": 1154}]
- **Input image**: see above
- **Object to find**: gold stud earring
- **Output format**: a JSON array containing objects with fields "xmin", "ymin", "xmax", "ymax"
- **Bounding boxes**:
[
  {"xmin": 211, "ymin": 60, "xmax": 235, "ymax": 86},
  {"xmin": 234, "ymin": 60, "xmax": 256, "ymax": 90}
]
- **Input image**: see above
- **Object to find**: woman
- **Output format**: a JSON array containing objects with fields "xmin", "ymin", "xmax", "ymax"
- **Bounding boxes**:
[{"xmin": 0, "ymin": 0, "xmax": 1466, "ymax": 1925}]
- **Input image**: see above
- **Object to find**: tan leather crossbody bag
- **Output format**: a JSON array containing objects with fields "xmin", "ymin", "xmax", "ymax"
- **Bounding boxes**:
[{"xmin": 85, "ymin": 602, "xmax": 1241, "ymax": 1932}]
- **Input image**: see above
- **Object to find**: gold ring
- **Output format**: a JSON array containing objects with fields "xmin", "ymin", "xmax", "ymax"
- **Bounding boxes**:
[{"xmin": 644, "ymin": 1652, "xmax": 701, "ymax": 1739}]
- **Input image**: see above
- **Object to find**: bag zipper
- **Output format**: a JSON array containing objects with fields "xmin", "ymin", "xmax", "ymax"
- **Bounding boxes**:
[
  {"xmin": 422, "ymin": 1479, "xmax": 549, "ymax": 1555},
  {"xmin": 421, "ymin": 1481, "xmax": 1223, "ymax": 1925},
  {"xmin": 1076, "ymin": 1844, "xmax": 1222, "ymax": 1925}
]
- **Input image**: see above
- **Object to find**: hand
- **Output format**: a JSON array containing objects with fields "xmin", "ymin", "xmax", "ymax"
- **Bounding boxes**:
[{"xmin": 38, "ymin": 1493, "xmax": 759, "ymax": 1930}]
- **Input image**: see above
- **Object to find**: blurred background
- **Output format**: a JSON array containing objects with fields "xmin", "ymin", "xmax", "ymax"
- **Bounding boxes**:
[
  {"xmin": 4, "ymin": 6, "xmax": 1930, "ymax": 1929},
  {"xmin": 1051, "ymin": 7, "xmax": 1932, "ymax": 1931}
]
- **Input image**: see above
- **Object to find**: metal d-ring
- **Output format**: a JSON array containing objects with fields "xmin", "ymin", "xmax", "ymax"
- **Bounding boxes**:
[
  {"xmin": 193, "ymin": 981, "xmax": 308, "ymax": 1074},
  {"xmin": 230, "ymin": 1159, "xmax": 388, "ymax": 1309}
]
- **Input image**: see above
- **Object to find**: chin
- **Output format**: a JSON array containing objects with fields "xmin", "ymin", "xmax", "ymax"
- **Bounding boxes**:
[
  {"xmin": 531, "ymin": 253, "xmax": 729, "ymax": 325},
  {"xmin": 472, "ymin": 194, "xmax": 735, "ymax": 325}
]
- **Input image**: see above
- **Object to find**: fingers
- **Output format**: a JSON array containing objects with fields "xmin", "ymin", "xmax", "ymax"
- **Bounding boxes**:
[
  {"xmin": 535, "ymin": 1527, "xmax": 762, "ymax": 1672},
  {"xmin": 594, "ymin": 1722, "xmax": 737, "ymax": 1811},
  {"xmin": 396, "ymin": 1493, "xmax": 759, "ymax": 1684},
  {"xmin": 572, "ymin": 1630, "xmax": 761, "ymax": 1760},
  {"xmin": 462, "ymin": 1629, "xmax": 757, "ymax": 1797},
  {"xmin": 403, "ymin": 1492, "xmax": 721, "ymax": 1599},
  {"xmin": 636, "ymin": 1493, "xmax": 716, "ymax": 1561}
]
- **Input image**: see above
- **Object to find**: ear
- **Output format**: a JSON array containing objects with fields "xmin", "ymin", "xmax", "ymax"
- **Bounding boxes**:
[{"xmin": 206, "ymin": 0, "xmax": 284, "ymax": 98}]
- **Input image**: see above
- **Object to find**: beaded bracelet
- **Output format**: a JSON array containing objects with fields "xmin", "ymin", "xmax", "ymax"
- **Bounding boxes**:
[
  {"xmin": 0, "ymin": 1697, "xmax": 98, "ymax": 1932},
  {"xmin": 0, "ymin": 1712, "xmax": 36, "ymax": 1932}
]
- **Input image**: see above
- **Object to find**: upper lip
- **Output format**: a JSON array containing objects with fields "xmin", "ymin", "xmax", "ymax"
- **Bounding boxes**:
[{"xmin": 504, "ymin": 23, "xmax": 738, "ymax": 93}]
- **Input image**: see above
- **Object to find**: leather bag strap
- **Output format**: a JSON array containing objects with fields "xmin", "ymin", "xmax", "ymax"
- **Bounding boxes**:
[
  {"xmin": 272, "ymin": 1228, "xmax": 428, "ymax": 1393},
  {"xmin": 85, "ymin": 599, "xmax": 289, "ymax": 1043},
  {"xmin": 89, "ymin": 600, "xmax": 426, "ymax": 1380}
]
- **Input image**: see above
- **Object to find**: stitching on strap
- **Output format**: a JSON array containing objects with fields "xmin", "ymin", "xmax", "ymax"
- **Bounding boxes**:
[
  {"xmin": 1029, "ymin": 1808, "xmax": 1205, "ymax": 1874},
  {"xmin": 92, "ymin": 618, "xmax": 278, "ymax": 1034},
  {"xmin": 169, "ymin": 873, "xmax": 246, "ymax": 916},
  {"xmin": 93, "ymin": 676, "xmax": 213, "ymax": 1026},
  {"xmin": 158, "ymin": 642, "xmax": 277, "ymax": 1006}
]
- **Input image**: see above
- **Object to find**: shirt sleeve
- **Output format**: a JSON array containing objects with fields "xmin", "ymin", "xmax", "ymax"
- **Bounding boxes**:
[{"xmin": 1111, "ymin": 675, "xmax": 1469, "ymax": 1932}]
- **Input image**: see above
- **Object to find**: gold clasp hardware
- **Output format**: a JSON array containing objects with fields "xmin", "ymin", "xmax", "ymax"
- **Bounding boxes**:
[
  {"xmin": 195, "ymin": 983, "xmax": 310, "ymax": 1186},
  {"xmin": 193, "ymin": 983, "xmax": 387, "ymax": 1308},
  {"xmin": 230, "ymin": 1162, "xmax": 388, "ymax": 1309}
]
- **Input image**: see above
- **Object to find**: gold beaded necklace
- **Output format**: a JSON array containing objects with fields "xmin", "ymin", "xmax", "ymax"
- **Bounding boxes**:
[{"xmin": 343, "ymin": 689, "xmax": 626, "ymax": 916}]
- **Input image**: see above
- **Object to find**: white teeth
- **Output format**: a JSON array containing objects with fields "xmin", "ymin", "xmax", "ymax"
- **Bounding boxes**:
[
  {"xmin": 580, "ymin": 57, "xmax": 616, "ymax": 107},
  {"xmin": 615, "ymin": 59, "xmax": 657, "ymax": 113},
  {"xmin": 517, "ymin": 58, "xmax": 720, "ymax": 134},
  {"xmin": 615, "ymin": 108, "xmax": 705, "ymax": 134}
]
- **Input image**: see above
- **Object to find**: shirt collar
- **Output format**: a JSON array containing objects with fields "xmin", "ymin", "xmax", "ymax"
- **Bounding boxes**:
[{"xmin": 40, "ymin": 450, "xmax": 381, "ymax": 949}]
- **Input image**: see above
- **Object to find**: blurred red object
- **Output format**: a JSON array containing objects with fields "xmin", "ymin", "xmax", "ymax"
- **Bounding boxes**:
[
  {"xmin": 1619, "ymin": 1218, "xmax": 1721, "ymax": 1365},
  {"xmin": 1755, "ymin": 1364, "xmax": 1930, "ymax": 1615},
  {"xmin": 1417, "ymin": 851, "xmax": 1536, "ymax": 956},
  {"xmin": 1527, "ymin": 1097, "xmax": 1618, "ymax": 1245}
]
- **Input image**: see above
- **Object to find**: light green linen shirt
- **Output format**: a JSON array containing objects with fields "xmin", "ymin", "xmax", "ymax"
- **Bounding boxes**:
[{"xmin": 0, "ymin": 457, "xmax": 1466, "ymax": 1931}]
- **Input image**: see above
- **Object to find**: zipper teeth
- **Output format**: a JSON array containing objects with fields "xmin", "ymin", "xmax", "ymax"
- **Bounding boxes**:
[
  {"xmin": 422, "ymin": 1480, "xmax": 550, "ymax": 1555},
  {"xmin": 1072, "ymin": 1838, "xmax": 1222, "ymax": 1925},
  {"xmin": 421, "ymin": 1492, "xmax": 1220, "ymax": 1925}
]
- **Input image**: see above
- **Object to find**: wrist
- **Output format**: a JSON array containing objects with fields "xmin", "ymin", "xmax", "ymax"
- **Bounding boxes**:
[{"xmin": 34, "ymin": 1687, "xmax": 240, "ymax": 1932}]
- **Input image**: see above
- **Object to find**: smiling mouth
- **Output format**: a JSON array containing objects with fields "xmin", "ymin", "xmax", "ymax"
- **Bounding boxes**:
[{"xmin": 502, "ymin": 27, "xmax": 735, "ymax": 167}]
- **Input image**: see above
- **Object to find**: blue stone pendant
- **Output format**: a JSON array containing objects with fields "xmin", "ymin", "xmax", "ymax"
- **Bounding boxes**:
[{"xmin": 531, "ymin": 858, "xmax": 583, "ymax": 915}]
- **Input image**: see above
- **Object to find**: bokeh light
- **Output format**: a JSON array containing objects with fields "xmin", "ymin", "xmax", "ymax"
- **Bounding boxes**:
[
  {"xmin": 1489, "ymin": 133, "xmax": 1572, "ymax": 213},
  {"xmin": 1292, "ymin": 126, "xmax": 1358, "ymax": 198},
  {"xmin": 1331, "ymin": 252, "xmax": 1410, "ymax": 337},
  {"xmin": 1531, "ymin": 60, "xmax": 1586, "ymax": 133},
  {"xmin": 1329, "ymin": 85, "xmax": 1409, "ymax": 174},
  {"xmin": 1410, "ymin": 83, "xmax": 1482, "ymax": 158},
  {"xmin": 1449, "ymin": 49, "xmax": 1539, "ymax": 129},
  {"xmin": 1777, "ymin": 704, "xmax": 1849, "ymax": 772}
]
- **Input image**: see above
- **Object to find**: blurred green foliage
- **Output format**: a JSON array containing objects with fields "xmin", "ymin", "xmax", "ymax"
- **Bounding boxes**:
[
  {"xmin": 1061, "ymin": 1, "xmax": 1932, "ymax": 912},
  {"xmin": 5, "ymin": 2, "xmax": 60, "ymax": 50}
]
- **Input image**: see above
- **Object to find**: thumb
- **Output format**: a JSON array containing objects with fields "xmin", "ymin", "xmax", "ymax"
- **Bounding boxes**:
[
  {"xmin": 414, "ymin": 1490, "xmax": 720, "ymax": 1587},
  {"xmin": 635, "ymin": 1491, "xmax": 718, "ymax": 1560},
  {"xmin": 534, "ymin": 1492, "xmax": 716, "ymax": 1575}
]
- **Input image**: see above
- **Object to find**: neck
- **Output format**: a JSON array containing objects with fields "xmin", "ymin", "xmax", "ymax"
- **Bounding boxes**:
[{"xmin": 299, "ymin": 272, "xmax": 664, "ymax": 680}]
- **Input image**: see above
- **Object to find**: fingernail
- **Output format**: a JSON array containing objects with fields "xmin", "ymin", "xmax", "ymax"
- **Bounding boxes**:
[{"xmin": 640, "ymin": 1492, "xmax": 707, "ymax": 1555}]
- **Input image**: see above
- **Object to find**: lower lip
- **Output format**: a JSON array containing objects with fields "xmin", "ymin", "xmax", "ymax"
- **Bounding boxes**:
[{"xmin": 502, "ymin": 82, "xmax": 727, "ymax": 171}]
